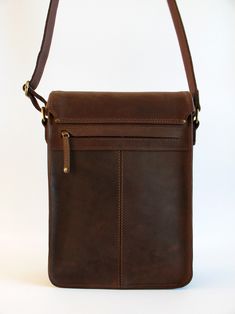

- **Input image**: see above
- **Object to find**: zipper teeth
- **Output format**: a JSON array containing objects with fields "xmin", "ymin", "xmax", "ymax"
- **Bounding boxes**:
[
  {"xmin": 66, "ymin": 135, "xmax": 180, "ymax": 140},
  {"xmin": 55, "ymin": 118, "xmax": 186, "ymax": 125}
]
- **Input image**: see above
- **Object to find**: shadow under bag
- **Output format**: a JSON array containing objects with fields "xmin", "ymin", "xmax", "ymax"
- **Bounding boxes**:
[{"xmin": 23, "ymin": 0, "xmax": 200, "ymax": 289}]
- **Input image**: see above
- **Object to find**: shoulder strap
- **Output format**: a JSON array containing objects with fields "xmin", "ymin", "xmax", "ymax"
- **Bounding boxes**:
[{"xmin": 23, "ymin": 0, "xmax": 200, "ymax": 124}]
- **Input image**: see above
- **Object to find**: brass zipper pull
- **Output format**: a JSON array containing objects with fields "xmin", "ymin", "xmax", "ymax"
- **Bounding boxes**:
[{"xmin": 61, "ymin": 131, "xmax": 70, "ymax": 174}]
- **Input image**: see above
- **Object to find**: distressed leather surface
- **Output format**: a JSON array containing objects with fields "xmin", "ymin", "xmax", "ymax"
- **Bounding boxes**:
[
  {"xmin": 46, "ymin": 91, "xmax": 194, "ymax": 289},
  {"xmin": 47, "ymin": 91, "xmax": 194, "ymax": 121}
]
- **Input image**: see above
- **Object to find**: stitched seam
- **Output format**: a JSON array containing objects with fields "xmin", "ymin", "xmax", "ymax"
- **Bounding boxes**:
[
  {"xmin": 60, "ymin": 139, "xmax": 183, "ymax": 143},
  {"xmin": 57, "ymin": 125, "xmax": 185, "ymax": 130},
  {"xmin": 58, "ymin": 140, "xmax": 186, "ymax": 146},
  {"xmin": 185, "ymin": 119, "xmax": 193, "ymax": 279},
  {"xmin": 122, "ymin": 281, "xmax": 191, "ymax": 286},
  {"xmin": 50, "ymin": 283, "xmax": 185, "ymax": 288},
  {"xmin": 59, "ymin": 134, "xmax": 181, "ymax": 140},
  {"xmin": 51, "ymin": 283, "xmax": 118, "ymax": 288},
  {"xmin": 117, "ymin": 151, "xmax": 121, "ymax": 288},
  {"xmin": 120, "ymin": 151, "xmax": 123, "ymax": 288},
  {"xmin": 53, "ymin": 117, "xmax": 187, "ymax": 124},
  {"xmin": 53, "ymin": 148, "xmax": 190, "ymax": 152}
]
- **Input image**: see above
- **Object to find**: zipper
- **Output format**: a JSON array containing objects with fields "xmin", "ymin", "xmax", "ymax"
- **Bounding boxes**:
[
  {"xmin": 55, "ymin": 118, "xmax": 186, "ymax": 125},
  {"xmin": 61, "ymin": 131, "xmax": 70, "ymax": 174},
  {"xmin": 60, "ymin": 120, "xmax": 186, "ymax": 173}
]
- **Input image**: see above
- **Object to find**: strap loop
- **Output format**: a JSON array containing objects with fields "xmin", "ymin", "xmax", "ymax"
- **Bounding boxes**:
[{"xmin": 23, "ymin": 81, "xmax": 47, "ymax": 112}]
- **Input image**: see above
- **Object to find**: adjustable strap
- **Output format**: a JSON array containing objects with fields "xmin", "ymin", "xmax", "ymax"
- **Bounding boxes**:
[{"xmin": 23, "ymin": 0, "xmax": 200, "ymax": 131}]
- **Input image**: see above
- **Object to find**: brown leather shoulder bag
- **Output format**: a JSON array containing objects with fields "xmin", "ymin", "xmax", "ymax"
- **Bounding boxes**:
[{"xmin": 23, "ymin": 0, "xmax": 200, "ymax": 289}]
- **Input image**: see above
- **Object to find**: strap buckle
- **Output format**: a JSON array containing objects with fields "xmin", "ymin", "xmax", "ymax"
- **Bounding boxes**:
[
  {"xmin": 193, "ymin": 92, "xmax": 200, "ymax": 127},
  {"xmin": 23, "ymin": 81, "xmax": 48, "ymax": 125},
  {"xmin": 194, "ymin": 107, "xmax": 200, "ymax": 126},
  {"xmin": 41, "ymin": 106, "xmax": 48, "ymax": 126}
]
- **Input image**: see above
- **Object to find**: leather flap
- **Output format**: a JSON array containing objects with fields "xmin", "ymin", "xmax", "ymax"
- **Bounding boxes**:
[{"xmin": 47, "ymin": 91, "xmax": 195, "ymax": 123}]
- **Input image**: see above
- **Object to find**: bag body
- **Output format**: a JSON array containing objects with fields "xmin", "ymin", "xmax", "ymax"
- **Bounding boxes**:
[
  {"xmin": 23, "ymin": 0, "xmax": 200, "ymax": 289},
  {"xmin": 46, "ymin": 91, "xmax": 194, "ymax": 288}
]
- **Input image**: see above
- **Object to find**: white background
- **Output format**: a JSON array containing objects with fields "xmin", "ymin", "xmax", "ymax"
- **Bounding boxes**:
[{"xmin": 0, "ymin": 0, "xmax": 235, "ymax": 313}]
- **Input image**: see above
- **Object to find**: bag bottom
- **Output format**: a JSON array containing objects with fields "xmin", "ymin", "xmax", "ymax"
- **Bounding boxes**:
[{"xmin": 48, "ymin": 270, "xmax": 193, "ymax": 289}]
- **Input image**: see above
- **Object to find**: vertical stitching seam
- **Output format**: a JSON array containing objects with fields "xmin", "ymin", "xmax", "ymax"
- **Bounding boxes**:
[
  {"xmin": 117, "ymin": 150, "xmax": 121, "ymax": 288},
  {"xmin": 120, "ymin": 151, "xmax": 123, "ymax": 288}
]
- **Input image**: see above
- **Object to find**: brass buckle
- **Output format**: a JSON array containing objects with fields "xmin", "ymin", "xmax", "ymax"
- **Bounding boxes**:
[
  {"xmin": 193, "ymin": 107, "xmax": 200, "ymax": 128},
  {"xmin": 193, "ymin": 92, "xmax": 200, "ymax": 126},
  {"xmin": 41, "ymin": 106, "xmax": 48, "ymax": 126},
  {"xmin": 23, "ymin": 81, "xmax": 30, "ymax": 96}
]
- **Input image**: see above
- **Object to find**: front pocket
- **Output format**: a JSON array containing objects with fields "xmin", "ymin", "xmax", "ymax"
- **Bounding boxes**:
[{"xmin": 56, "ymin": 120, "xmax": 190, "ymax": 174}]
